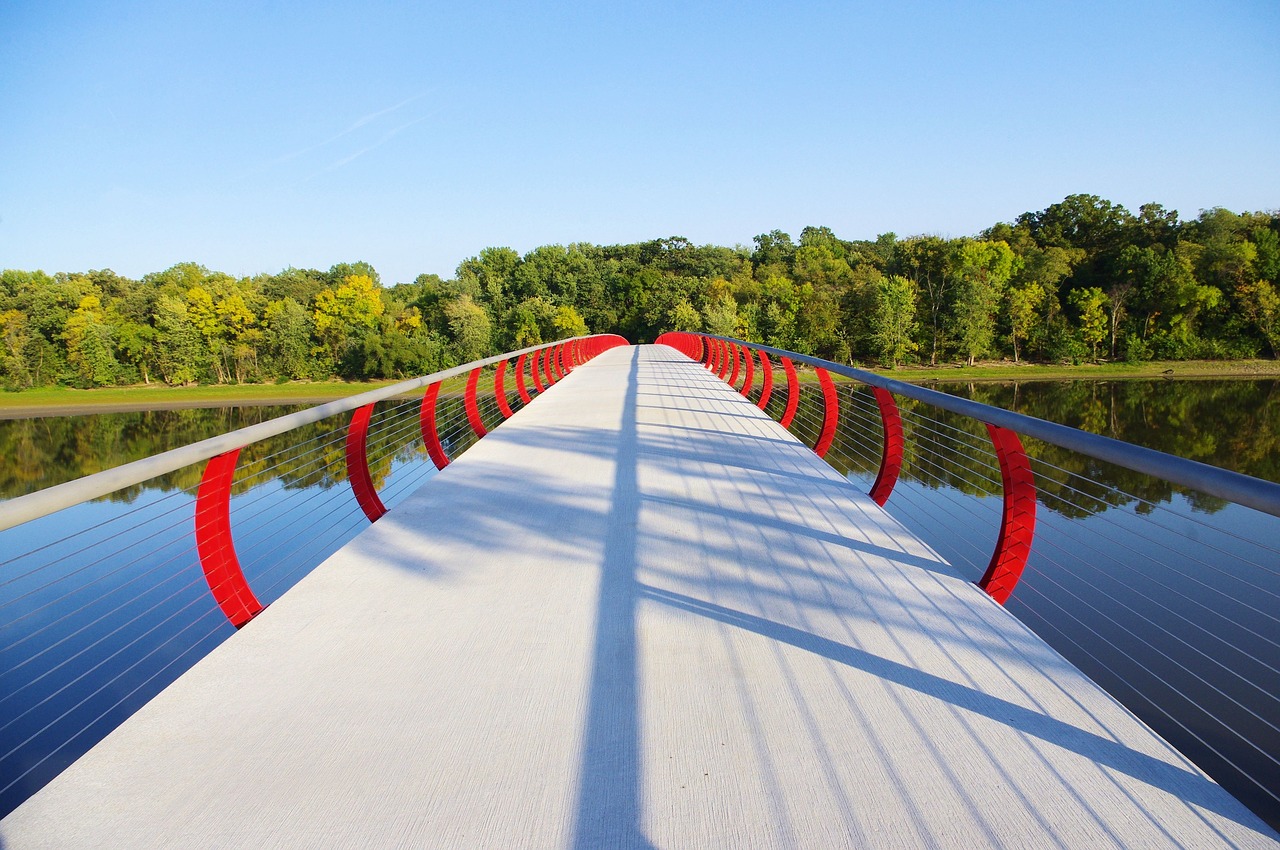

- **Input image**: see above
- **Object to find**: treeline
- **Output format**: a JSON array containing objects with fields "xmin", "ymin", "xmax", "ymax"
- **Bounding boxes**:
[{"xmin": 2, "ymin": 194, "xmax": 1278, "ymax": 389}]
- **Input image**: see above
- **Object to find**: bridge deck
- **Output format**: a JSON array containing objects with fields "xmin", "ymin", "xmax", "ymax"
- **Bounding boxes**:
[{"xmin": 3, "ymin": 345, "xmax": 1276, "ymax": 848}]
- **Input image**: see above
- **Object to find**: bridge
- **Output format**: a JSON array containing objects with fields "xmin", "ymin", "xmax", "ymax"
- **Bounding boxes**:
[{"xmin": 2, "ymin": 337, "xmax": 1279, "ymax": 847}]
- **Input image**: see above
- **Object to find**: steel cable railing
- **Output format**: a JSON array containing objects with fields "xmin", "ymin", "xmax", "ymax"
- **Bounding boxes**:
[
  {"xmin": 0, "ymin": 333, "xmax": 628, "ymax": 818},
  {"xmin": 658, "ymin": 331, "xmax": 1280, "ymax": 829}
]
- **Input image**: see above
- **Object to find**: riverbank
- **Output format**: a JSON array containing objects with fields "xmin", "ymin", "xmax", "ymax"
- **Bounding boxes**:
[
  {"xmin": 0, "ymin": 380, "xmax": 406, "ymax": 419},
  {"xmin": 3, "ymin": 358, "xmax": 1278, "ymax": 418},
  {"xmin": 867, "ymin": 358, "xmax": 1280, "ymax": 383}
]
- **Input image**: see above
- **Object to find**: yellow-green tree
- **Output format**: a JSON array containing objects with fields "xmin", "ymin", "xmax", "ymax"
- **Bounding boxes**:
[{"xmin": 313, "ymin": 274, "xmax": 385, "ymax": 366}]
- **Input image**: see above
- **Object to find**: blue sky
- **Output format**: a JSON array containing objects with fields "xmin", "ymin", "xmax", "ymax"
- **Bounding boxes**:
[{"xmin": 2, "ymin": 0, "xmax": 1278, "ymax": 284}]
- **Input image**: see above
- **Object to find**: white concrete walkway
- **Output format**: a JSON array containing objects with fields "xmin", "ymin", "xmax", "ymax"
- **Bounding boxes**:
[{"xmin": 3, "ymin": 345, "xmax": 1276, "ymax": 848}]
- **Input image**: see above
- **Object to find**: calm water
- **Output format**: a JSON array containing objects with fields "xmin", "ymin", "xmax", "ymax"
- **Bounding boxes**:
[{"xmin": 1, "ymin": 379, "xmax": 1278, "ymax": 826}]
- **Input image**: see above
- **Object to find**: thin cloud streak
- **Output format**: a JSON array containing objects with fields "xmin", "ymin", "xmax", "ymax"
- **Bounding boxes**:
[
  {"xmin": 270, "ymin": 93, "xmax": 430, "ymax": 166},
  {"xmin": 299, "ymin": 113, "xmax": 433, "ymax": 184}
]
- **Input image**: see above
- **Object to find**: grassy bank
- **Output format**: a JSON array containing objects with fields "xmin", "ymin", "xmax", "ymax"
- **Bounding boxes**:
[
  {"xmin": 794, "ymin": 358, "xmax": 1280, "ymax": 383},
  {"xmin": 0, "ymin": 379, "xmax": 405, "ymax": 417},
  {"xmin": 3, "ymin": 358, "xmax": 1278, "ymax": 415}
]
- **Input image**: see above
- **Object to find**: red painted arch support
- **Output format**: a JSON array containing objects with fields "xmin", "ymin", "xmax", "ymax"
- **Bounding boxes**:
[
  {"xmin": 727, "ymin": 343, "xmax": 741, "ymax": 388},
  {"xmin": 195, "ymin": 449, "xmax": 264, "ymax": 628},
  {"xmin": 464, "ymin": 366, "xmax": 488, "ymax": 438},
  {"xmin": 717, "ymin": 340, "xmax": 732, "ymax": 380},
  {"xmin": 494, "ymin": 359, "xmax": 515, "ymax": 419},
  {"xmin": 979, "ymin": 425, "xmax": 1037, "ymax": 604},
  {"xmin": 813, "ymin": 367, "xmax": 839, "ymax": 458},
  {"xmin": 543, "ymin": 345, "xmax": 556, "ymax": 386},
  {"xmin": 515, "ymin": 353, "xmax": 532, "ymax": 403},
  {"xmin": 531, "ymin": 349, "xmax": 546, "ymax": 394},
  {"xmin": 780, "ymin": 356, "xmax": 800, "ymax": 429},
  {"xmin": 740, "ymin": 343, "xmax": 755, "ymax": 397},
  {"xmin": 346, "ymin": 403, "xmax": 389, "ymax": 523},
  {"xmin": 757, "ymin": 350, "xmax": 773, "ymax": 410},
  {"xmin": 868, "ymin": 388, "xmax": 904, "ymax": 506},
  {"xmin": 420, "ymin": 382, "xmax": 451, "ymax": 470}
]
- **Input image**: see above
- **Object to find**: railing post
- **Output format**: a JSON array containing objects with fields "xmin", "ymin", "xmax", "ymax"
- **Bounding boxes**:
[
  {"xmin": 543, "ymin": 344, "xmax": 556, "ymax": 387},
  {"xmin": 728, "ymin": 342, "xmax": 741, "ymax": 388},
  {"xmin": 979, "ymin": 424, "xmax": 1037, "ymax": 604},
  {"xmin": 740, "ymin": 343, "xmax": 755, "ymax": 397},
  {"xmin": 868, "ymin": 388, "xmax": 904, "ymax": 506},
  {"xmin": 345, "ymin": 403, "xmax": 389, "ymax": 522},
  {"xmin": 419, "ymin": 382, "xmax": 451, "ymax": 469},
  {"xmin": 813, "ymin": 367, "xmax": 839, "ymax": 458},
  {"xmin": 757, "ymin": 349, "xmax": 773, "ymax": 410},
  {"xmin": 780, "ymin": 356, "xmax": 800, "ymax": 429},
  {"xmin": 494, "ymin": 359, "xmax": 514, "ymax": 419},
  {"xmin": 464, "ymin": 366, "xmax": 488, "ymax": 438},
  {"xmin": 195, "ymin": 449, "xmax": 264, "ymax": 628},
  {"xmin": 717, "ymin": 339, "xmax": 732, "ymax": 380}
]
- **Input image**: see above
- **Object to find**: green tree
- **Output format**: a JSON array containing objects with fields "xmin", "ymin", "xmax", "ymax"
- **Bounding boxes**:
[
  {"xmin": 442, "ymin": 294, "xmax": 492, "ymax": 363},
  {"xmin": 1006, "ymin": 282, "xmax": 1049, "ymax": 363},
  {"xmin": 870, "ymin": 275, "xmax": 919, "ymax": 368},
  {"xmin": 1069, "ymin": 286, "xmax": 1109, "ymax": 361},
  {"xmin": 62, "ymin": 294, "xmax": 120, "ymax": 386},
  {"xmin": 950, "ymin": 240, "xmax": 1018, "ymax": 364},
  {"xmin": 313, "ymin": 274, "xmax": 385, "ymax": 366}
]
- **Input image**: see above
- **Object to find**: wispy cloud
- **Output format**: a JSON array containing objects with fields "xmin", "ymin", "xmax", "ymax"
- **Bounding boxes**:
[
  {"xmin": 270, "ymin": 93, "xmax": 430, "ymax": 167},
  {"xmin": 300, "ymin": 114, "xmax": 433, "ymax": 183}
]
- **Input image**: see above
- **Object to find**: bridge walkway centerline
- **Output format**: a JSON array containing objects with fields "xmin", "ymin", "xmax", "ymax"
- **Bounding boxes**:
[{"xmin": 2, "ymin": 344, "xmax": 1276, "ymax": 848}]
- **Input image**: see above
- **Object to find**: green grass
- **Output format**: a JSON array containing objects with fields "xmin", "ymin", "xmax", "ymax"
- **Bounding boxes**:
[
  {"xmin": 793, "ymin": 359, "xmax": 1280, "ymax": 383},
  {"xmin": 0, "ymin": 379, "xmax": 405, "ymax": 410},
  {"xmin": 5, "ymin": 357, "xmax": 1278, "ymax": 412}
]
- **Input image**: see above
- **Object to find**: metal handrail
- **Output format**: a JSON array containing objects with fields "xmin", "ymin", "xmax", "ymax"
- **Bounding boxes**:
[
  {"xmin": 0, "ymin": 335, "xmax": 609, "ymax": 533},
  {"xmin": 700, "ymin": 335, "xmax": 1280, "ymax": 519}
]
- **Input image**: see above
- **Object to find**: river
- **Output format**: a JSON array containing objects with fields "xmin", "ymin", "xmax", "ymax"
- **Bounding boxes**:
[{"xmin": 1, "ymin": 378, "xmax": 1278, "ymax": 827}]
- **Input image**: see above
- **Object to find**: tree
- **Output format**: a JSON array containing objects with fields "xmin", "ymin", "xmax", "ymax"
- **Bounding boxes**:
[
  {"xmin": 552, "ymin": 305, "xmax": 588, "ymax": 339},
  {"xmin": 62, "ymin": 294, "xmax": 120, "ymax": 386},
  {"xmin": 950, "ymin": 240, "xmax": 1018, "ymax": 364},
  {"xmin": 313, "ymin": 274, "xmax": 385, "ymax": 366},
  {"xmin": 870, "ymin": 275, "xmax": 919, "ymax": 368},
  {"xmin": 1006, "ymin": 282, "xmax": 1048, "ymax": 363},
  {"xmin": 442, "ymin": 294, "xmax": 492, "ymax": 363},
  {"xmin": 1069, "ymin": 287, "xmax": 1109, "ymax": 361},
  {"xmin": 892, "ymin": 236, "xmax": 954, "ymax": 365},
  {"xmin": 703, "ymin": 290, "xmax": 739, "ymax": 337},
  {"xmin": 667, "ymin": 298, "xmax": 701, "ymax": 332},
  {"xmin": 262, "ymin": 298, "xmax": 315, "ymax": 380}
]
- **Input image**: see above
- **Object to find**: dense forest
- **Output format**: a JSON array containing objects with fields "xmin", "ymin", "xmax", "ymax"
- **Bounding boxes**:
[{"xmin": 2, "ymin": 194, "xmax": 1278, "ymax": 390}]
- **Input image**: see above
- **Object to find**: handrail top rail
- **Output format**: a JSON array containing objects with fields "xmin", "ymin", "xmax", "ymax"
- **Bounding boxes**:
[
  {"xmin": 691, "ymin": 333, "xmax": 1280, "ymax": 519},
  {"xmin": 0, "ymin": 335, "xmax": 620, "ymax": 533}
]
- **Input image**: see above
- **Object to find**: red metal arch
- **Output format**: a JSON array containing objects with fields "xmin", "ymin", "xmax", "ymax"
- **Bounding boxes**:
[
  {"xmin": 979, "ymin": 425, "xmax": 1038, "ymax": 604},
  {"xmin": 464, "ymin": 366, "xmax": 488, "ymax": 438},
  {"xmin": 868, "ymin": 388, "xmax": 904, "ymax": 506},
  {"xmin": 780, "ymin": 356, "xmax": 800, "ymax": 429},
  {"xmin": 757, "ymin": 350, "xmax": 773, "ymax": 410},
  {"xmin": 494, "ymin": 359, "xmax": 515, "ymax": 419},
  {"xmin": 531, "ymin": 348, "xmax": 546, "ymax": 394},
  {"xmin": 739, "ymin": 343, "xmax": 755, "ymax": 397},
  {"xmin": 727, "ymin": 343, "xmax": 741, "ymax": 388},
  {"xmin": 515, "ymin": 352, "xmax": 532, "ymax": 403},
  {"xmin": 717, "ymin": 340, "xmax": 732, "ymax": 380},
  {"xmin": 346, "ymin": 403, "xmax": 389, "ymax": 523},
  {"xmin": 813, "ymin": 368, "xmax": 839, "ymax": 458},
  {"xmin": 542, "ymin": 345, "xmax": 555, "ymax": 388},
  {"xmin": 420, "ymin": 381, "xmax": 451, "ymax": 470},
  {"xmin": 195, "ymin": 449, "xmax": 264, "ymax": 628}
]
